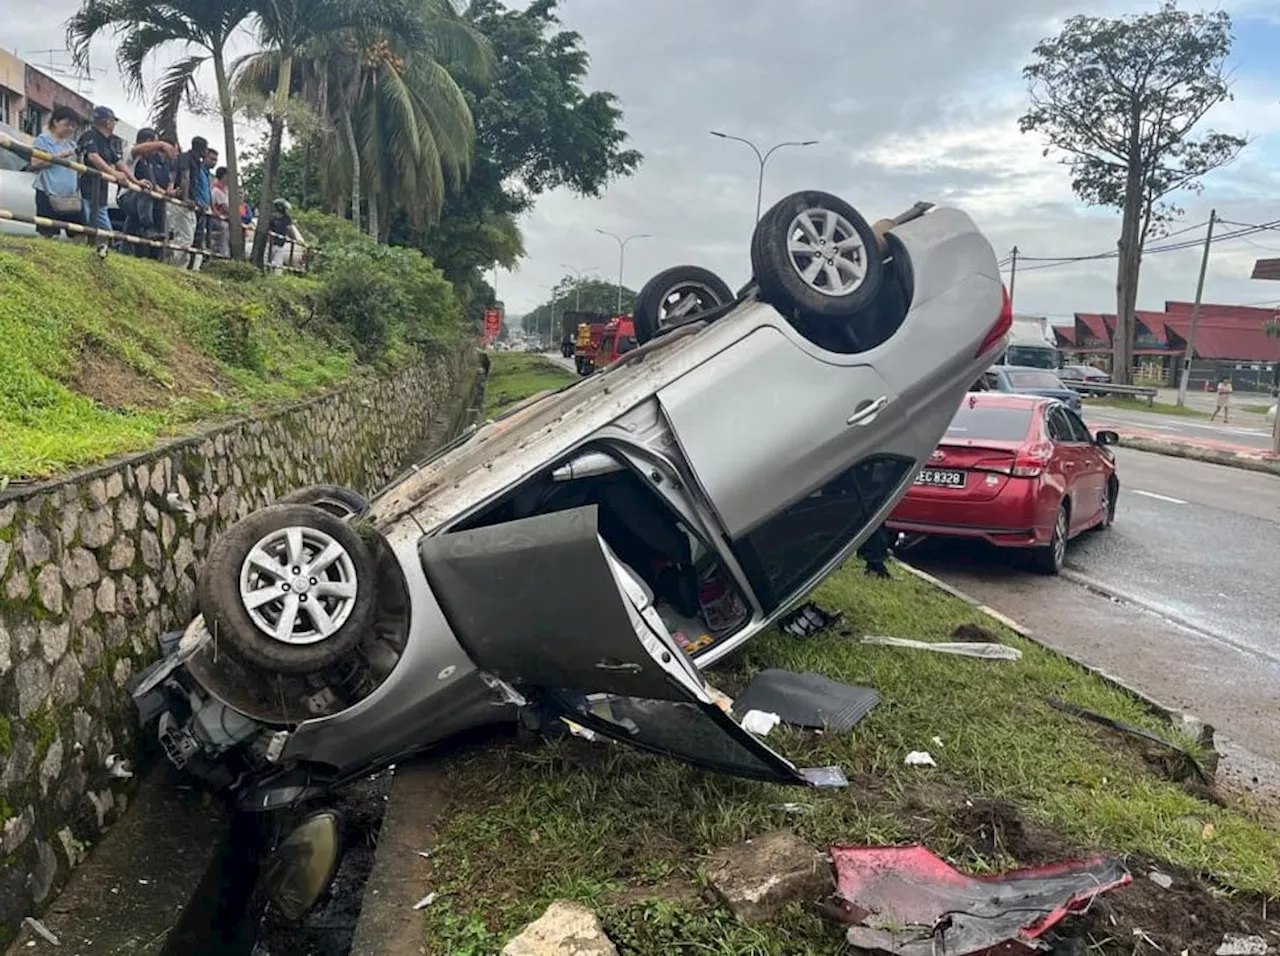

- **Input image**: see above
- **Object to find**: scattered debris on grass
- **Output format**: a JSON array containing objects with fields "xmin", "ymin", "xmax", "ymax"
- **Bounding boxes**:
[
  {"xmin": 733, "ymin": 669, "xmax": 879, "ymax": 732},
  {"xmin": 904, "ymin": 751, "xmax": 937, "ymax": 768},
  {"xmin": 863, "ymin": 634, "xmax": 1022, "ymax": 660},
  {"xmin": 829, "ymin": 844, "xmax": 1131, "ymax": 955},
  {"xmin": 778, "ymin": 602, "xmax": 844, "ymax": 638},
  {"xmin": 1215, "ymin": 933, "xmax": 1269, "ymax": 956},
  {"xmin": 501, "ymin": 900, "xmax": 618, "ymax": 956},
  {"xmin": 705, "ymin": 831, "xmax": 831, "ymax": 924}
]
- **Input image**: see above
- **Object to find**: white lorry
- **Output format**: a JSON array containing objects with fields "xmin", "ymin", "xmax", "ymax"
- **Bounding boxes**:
[{"xmin": 998, "ymin": 314, "xmax": 1060, "ymax": 369}]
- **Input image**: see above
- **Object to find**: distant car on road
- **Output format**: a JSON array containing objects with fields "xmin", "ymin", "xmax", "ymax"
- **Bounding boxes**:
[
  {"xmin": 1057, "ymin": 364, "xmax": 1111, "ymax": 385},
  {"xmin": 887, "ymin": 393, "xmax": 1119, "ymax": 574},
  {"xmin": 975, "ymin": 365, "xmax": 1083, "ymax": 413}
]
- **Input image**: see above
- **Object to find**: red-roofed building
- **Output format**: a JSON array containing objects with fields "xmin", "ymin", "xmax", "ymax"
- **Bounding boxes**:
[{"xmin": 1055, "ymin": 302, "xmax": 1280, "ymax": 392}]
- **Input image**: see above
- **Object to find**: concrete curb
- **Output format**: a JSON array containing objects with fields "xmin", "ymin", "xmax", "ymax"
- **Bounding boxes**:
[
  {"xmin": 894, "ymin": 559, "xmax": 1193, "ymax": 729},
  {"xmin": 1117, "ymin": 435, "xmax": 1280, "ymax": 477}
]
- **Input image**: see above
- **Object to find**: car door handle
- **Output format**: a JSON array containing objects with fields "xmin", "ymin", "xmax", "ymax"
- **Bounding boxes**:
[{"xmin": 847, "ymin": 396, "xmax": 890, "ymax": 426}]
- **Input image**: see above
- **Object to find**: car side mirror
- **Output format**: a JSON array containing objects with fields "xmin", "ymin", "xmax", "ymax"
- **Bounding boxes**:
[
  {"xmin": 261, "ymin": 810, "xmax": 343, "ymax": 921},
  {"xmin": 1095, "ymin": 430, "xmax": 1119, "ymax": 446}
]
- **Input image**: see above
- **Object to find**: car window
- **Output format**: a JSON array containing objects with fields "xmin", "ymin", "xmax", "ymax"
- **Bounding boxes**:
[
  {"xmin": 618, "ymin": 335, "xmax": 637, "ymax": 354},
  {"xmin": 1058, "ymin": 367, "xmax": 1081, "ymax": 380},
  {"xmin": 1044, "ymin": 406, "xmax": 1074, "ymax": 443},
  {"xmin": 736, "ymin": 454, "xmax": 914, "ymax": 611},
  {"xmin": 982, "ymin": 372, "xmax": 1000, "ymax": 390},
  {"xmin": 1007, "ymin": 371, "xmax": 1064, "ymax": 389},
  {"xmin": 1063, "ymin": 408, "xmax": 1092, "ymax": 443},
  {"xmin": 945, "ymin": 402, "xmax": 1034, "ymax": 442}
]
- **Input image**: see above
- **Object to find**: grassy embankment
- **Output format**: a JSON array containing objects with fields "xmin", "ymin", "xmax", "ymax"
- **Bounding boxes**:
[
  {"xmin": 0, "ymin": 236, "xmax": 361, "ymax": 480},
  {"xmin": 419, "ymin": 352, "xmax": 1280, "ymax": 954}
]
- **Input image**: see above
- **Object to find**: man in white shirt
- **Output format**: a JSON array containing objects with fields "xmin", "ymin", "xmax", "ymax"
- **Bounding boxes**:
[{"xmin": 210, "ymin": 163, "xmax": 230, "ymax": 259}]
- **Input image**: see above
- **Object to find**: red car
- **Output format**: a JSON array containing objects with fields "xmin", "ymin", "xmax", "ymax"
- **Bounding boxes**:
[{"xmin": 887, "ymin": 393, "xmax": 1120, "ymax": 574}]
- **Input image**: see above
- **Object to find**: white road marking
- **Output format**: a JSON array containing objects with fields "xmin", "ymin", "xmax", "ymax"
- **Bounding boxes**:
[{"xmin": 1131, "ymin": 489, "xmax": 1187, "ymax": 505}]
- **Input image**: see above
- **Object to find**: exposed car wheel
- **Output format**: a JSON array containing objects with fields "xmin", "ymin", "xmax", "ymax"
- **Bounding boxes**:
[
  {"xmin": 277, "ymin": 484, "xmax": 369, "ymax": 520},
  {"xmin": 632, "ymin": 266, "xmax": 735, "ymax": 344},
  {"xmin": 750, "ymin": 190, "xmax": 883, "ymax": 321},
  {"xmin": 1032, "ymin": 503, "xmax": 1069, "ymax": 575},
  {"xmin": 198, "ymin": 504, "xmax": 377, "ymax": 675}
]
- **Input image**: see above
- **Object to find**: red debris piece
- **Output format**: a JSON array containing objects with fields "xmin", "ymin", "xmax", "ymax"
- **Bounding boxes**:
[{"xmin": 829, "ymin": 844, "xmax": 1131, "ymax": 956}]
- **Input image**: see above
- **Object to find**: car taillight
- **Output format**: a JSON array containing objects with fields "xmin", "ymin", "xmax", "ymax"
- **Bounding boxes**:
[
  {"xmin": 975, "ymin": 284, "xmax": 1014, "ymax": 358},
  {"xmin": 1010, "ymin": 440, "xmax": 1054, "ymax": 477}
]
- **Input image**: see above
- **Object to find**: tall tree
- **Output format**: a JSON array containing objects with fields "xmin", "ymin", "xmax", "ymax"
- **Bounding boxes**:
[
  {"xmin": 238, "ymin": 2, "xmax": 488, "ymax": 242},
  {"xmin": 242, "ymin": 0, "xmax": 425, "ymax": 265},
  {"xmin": 523, "ymin": 277, "xmax": 635, "ymax": 334},
  {"xmin": 405, "ymin": 0, "xmax": 643, "ymax": 299},
  {"xmin": 67, "ymin": 0, "xmax": 255, "ymax": 258},
  {"xmin": 1019, "ymin": 1, "xmax": 1245, "ymax": 384}
]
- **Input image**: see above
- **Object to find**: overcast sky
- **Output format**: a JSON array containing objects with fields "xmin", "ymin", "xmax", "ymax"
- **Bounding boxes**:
[{"xmin": 8, "ymin": 0, "xmax": 1280, "ymax": 321}]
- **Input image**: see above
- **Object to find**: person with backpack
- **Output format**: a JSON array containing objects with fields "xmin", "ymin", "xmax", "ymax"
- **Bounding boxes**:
[
  {"xmin": 78, "ymin": 105, "xmax": 149, "ymax": 251},
  {"xmin": 124, "ymin": 128, "xmax": 173, "ymax": 256}
]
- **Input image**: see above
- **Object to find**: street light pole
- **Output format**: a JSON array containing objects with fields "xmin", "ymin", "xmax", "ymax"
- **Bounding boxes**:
[
  {"xmin": 709, "ymin": 131, "xmax": 819, "ymax": 223},
  {"xmin": 595, "ymin": 230, "xmax": 650, "ymax": 314}
]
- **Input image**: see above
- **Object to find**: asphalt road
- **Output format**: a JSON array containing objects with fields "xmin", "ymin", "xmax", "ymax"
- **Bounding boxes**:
[
  {"xmin": 1082, "ymin": 402, "xmax": 1276, "ymax": 452},
  {"xmin": 906, "ymin": 447, "xmax": 1280, "ymax": 782}
]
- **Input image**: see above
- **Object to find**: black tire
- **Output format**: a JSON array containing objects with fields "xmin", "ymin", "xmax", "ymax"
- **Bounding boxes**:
[
  {"xmin": 1098, "ymin": 479, "xmax": 1118, "ymax": 530},
  {"xmin": 198, "ymin": 504, "xmax": 377, "ymax": 675},
  {"xmin": 277, "ymin": 484, "xmax": 369, "ymax": 520},
  {"xmin": 751, "ymin": 190, "xmax": 883, "ymax": 320},
  {"xmin": 632, "ymin": 266, "xmax": 735, "ymax": 344},
  {"xmin": 1032, "ymin": 503, "xmax": 1069, "ymax": 575}
]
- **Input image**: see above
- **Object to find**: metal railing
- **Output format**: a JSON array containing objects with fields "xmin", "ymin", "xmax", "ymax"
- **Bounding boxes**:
[
  {"xmin": 1069, "ymin": 380, "xmax": 1158, "ymax": 406},
  {"xmin": 0, "ymin": 132, "xmax": 312, "ymax": 273}
]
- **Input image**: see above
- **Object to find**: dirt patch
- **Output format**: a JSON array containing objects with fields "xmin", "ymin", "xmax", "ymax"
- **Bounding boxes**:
[
  {"xmin": 941, "ymin": 794, "xmax": 1280, "ymax": 951},
  {"xmin": 71, "ymin": 337, "xmax": 231, "ymax": 411},
  {"xmin": 950, "ymin": 622, "xmax": 1001, "ymax": 643},
  {"xmin": 607, "ymin": 881, "xmax": 706, "ymax": 909}
]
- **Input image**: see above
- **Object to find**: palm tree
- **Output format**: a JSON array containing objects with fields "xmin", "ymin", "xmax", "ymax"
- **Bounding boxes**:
[
  {"xmin": 237, "ymin": 0, "xmax": 487, "ymax": 242},
  {"xmin": 242, "ymin": 0, "xmax": 427, "ymax": 265},
  {"xmin": 67, "ymin": 0, "xmax": 255, "ymax": 259}
]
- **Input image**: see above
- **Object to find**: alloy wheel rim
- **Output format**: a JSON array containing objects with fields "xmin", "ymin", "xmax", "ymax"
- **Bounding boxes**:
[
  {"xmin": 238, "ymin": 526, "xmax": 359, "ymax": 645},
  {"xmin": 655, "ymin": 281, "xmax": 721, "ymax": 329},
  {"xmin": 785, "ymin": 207, "xmax": 867, "ymax": 297},
  {"xmin": 1053, "ymin": 512, "xmax": 1067, "ymax": 566}
]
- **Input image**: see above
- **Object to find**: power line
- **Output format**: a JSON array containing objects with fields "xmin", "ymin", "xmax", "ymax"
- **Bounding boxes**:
[{"xmin": 1002, "ymin": 220, "xmax": 1280, "ymax": 274}]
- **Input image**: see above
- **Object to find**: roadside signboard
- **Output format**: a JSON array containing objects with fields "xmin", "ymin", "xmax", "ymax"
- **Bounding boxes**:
[{"xmin": 483, "ymin": 309, "xmax": 502, "ymax": 344}]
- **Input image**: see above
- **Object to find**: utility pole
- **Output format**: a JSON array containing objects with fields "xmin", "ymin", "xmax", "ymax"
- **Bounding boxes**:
[
  {"xmin": 595, "ymin": 230, "xmax": 650, "ymax": 314},
  {"xmin": 1008, "ymin": 246, "xmax": 1019, "ymax": 309},
  {"xmin": 544, "ymin": 286, "xmax": 558, "ymax": 352},
  {"xmin": 709, "ymin": 131, "xmax": 819, "ymax": 223},
  {"xmin": 1177, "ymin": 210, "xmax": 1217, "ymax": 408}
]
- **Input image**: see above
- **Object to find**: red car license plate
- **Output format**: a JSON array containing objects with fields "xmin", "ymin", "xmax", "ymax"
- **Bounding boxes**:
[{"xmin": 916, "ymin": 468, "xmax": 966, "ymax": 488}]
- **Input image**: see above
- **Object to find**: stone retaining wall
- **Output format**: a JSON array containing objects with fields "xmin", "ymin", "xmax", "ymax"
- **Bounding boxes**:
[{"xmin": 0, "ymin": 347, "xmax": 475, "ymax": 942}]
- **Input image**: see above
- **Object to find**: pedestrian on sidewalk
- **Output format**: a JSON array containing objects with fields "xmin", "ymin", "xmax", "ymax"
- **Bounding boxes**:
[{"xmin": 1210, "ymin": 377, "xmax": 1233, "ymax": 423}]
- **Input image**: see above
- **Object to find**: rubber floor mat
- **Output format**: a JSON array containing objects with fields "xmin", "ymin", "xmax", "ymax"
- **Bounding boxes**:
[{"xmin": 734, "ymin": 669, "xmax": 879, "ymax": 732}]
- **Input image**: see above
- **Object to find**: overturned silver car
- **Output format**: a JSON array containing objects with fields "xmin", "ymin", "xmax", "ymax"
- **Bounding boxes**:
[{"xmin": 130, "ymin": 190, "xmax": 1010, "ymax": 813}]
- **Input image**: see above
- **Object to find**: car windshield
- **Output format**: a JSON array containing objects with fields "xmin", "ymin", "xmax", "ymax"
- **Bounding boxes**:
[
  {"xmin": 1005, "ymin": 346, "xmax": 1058, "ymax": 369},
  {"xmin": 945, "ymin": 403, "xmax": 1034, "ymax": 442},
  {"xmin": 1007, "ymin": 371, "xmax": 1064, "ymax": 389}
]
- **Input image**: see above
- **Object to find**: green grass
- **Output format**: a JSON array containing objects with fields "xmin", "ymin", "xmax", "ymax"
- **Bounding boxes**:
[
  {"xmin": 0, "ymin": 236, "xmax": 360, "ymax": 480},
  {"xmin": 482, "ymin": 352, "xmax": 577, "ymax": 416},
  {"xmin": 1083, "ymin": 396, "xmax": 1209, "ymax": 418},
  {"xmin": 1242, "ymin": 403, "xmax": 1274, "ymax": 415},
  {"xmin": 419, "ymin": 568, "xmax": 1280, "ymax": 953}
]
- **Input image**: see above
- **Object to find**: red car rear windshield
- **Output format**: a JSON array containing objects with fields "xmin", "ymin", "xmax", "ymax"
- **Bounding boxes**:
[
  {"xmin": 1007, "ymin": 370, "xmax": 1063, "ymax": 389},
  {"xmin": 945, "ymin": 404, "xmax": 1035, "ymax": 442}
]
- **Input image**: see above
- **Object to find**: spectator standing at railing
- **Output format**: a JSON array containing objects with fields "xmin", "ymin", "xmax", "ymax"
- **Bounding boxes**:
[
  {"xmin": 30, "ymin": 105, "xmax": 84, "ymax": 239},
  {"xmin": 267, "ymin": 198, "xmax": 303, "ymax": 274},
  {"xmin": 169, "ymin": 136, "xmax": 205, "ymax": 267},
  {"xmin": 78, "ymin": 106, "xmax": 149, "ymax": 251},
  {"xmin": 210, "ymin": 165, "xmax": 230, "ymax": 258},
  {"xmin": 127, "ymin": 128, "xmax": 172, "ymax": 257}
]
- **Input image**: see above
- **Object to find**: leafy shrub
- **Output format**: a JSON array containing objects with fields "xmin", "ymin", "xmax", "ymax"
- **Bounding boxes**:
[
  {"xmin": 298, "ymin": 211, "xmax": 465, "ymax": 361},
  {"xmin": 201, "ymin": 259, "xmax": 261, "ymax": 283},
  {"xmin": 319, "ymin": 263, "xmax": 400, "ymax": 362}
]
